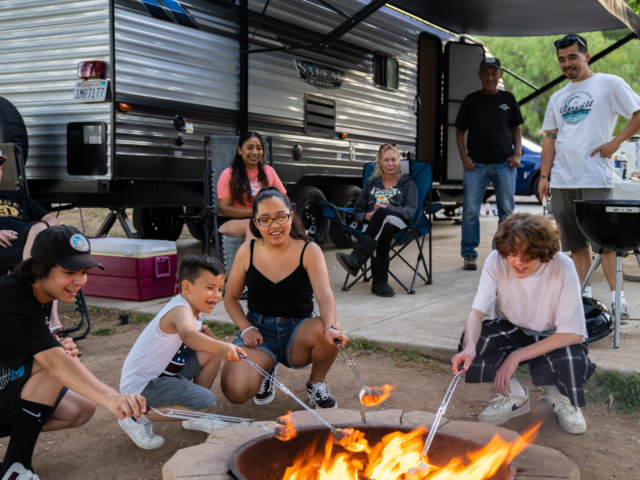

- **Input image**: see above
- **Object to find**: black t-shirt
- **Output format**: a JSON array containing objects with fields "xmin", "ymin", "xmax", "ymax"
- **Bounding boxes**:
[
  {"xmin": 0, "ymin": 190, "xmax": 49, "ymax": 235},
  {"xmin": 0, "ymin": 274, "xmax": 60, "ymax": 372},
  {"xmin": 454, "ymin": 90, "xmax": 524, "ymax": 164}
]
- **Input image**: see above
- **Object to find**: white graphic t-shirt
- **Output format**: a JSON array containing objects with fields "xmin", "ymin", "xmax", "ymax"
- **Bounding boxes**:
[{"xmin": 542, "ymin": 73, "xmax": 640, "ymax": 188}]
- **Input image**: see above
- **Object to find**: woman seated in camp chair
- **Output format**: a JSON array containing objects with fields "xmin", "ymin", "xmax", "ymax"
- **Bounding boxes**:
[
  {"xmin": 217, "ymin": 132, "xmax": 288, "ymax": 242},
  {"xmin": 0, "ymin": 150, "xmax": 62, "ymax": 331},
  {"xmin": 335, "ymin": 144, "xmax": 418, "ymax": 297}
]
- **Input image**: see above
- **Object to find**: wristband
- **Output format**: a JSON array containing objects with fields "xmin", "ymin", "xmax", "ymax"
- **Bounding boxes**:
[
  {"xmin": 241, "ymin": 326, "xmax": 258, "ymax": 338},
  {"xmin": 539, "ymin": 175, "xmax": 547, "ymax": 179},
  {"xmin": 324, "ymin": 325, "xmax": 338, "ymax": 334}
]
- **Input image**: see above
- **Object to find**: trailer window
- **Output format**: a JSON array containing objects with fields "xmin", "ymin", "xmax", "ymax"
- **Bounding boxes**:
[{"xmin": 374, "ymin": 53, "xmax": 399, "ymax": 91}]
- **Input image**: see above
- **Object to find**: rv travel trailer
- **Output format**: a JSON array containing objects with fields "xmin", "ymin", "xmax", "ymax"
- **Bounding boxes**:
[{"xmin": 0, "ymin": 0, "xmax": 489, "ymax": 246}]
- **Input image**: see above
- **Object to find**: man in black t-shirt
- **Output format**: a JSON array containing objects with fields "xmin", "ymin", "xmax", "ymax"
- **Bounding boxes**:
[
  {"xmin": 0, "ymin": 226, "xmax": 146, "ymax": 480},
  {"xmin": 454, "ymin": 57, "xmax": 524, "ymax": 271}
]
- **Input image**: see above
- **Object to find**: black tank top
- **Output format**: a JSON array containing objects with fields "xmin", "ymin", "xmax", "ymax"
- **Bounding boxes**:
[{"xmin": 246, "ymin": 240, "xmax": 314, "ymax": 318}]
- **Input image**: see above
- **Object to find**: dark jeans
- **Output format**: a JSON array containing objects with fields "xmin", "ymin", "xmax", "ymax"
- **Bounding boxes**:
[{"xmin": 362, "ymin": 209, "xmax": 407, "ymax": 258}]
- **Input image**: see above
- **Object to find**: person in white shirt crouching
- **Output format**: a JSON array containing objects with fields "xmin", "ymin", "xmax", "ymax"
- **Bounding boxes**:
[{"xmin": 452, "ymin": 213, "xmax": 595, "ymax": 434}]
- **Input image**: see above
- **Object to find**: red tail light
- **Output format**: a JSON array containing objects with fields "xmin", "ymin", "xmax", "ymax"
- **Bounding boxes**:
[{"xmin": 77, "ymin": 61, "xmax": 106, "ymax": 79}]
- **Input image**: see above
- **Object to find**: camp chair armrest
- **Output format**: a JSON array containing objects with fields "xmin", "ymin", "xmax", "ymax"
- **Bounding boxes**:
[
  {"xmin": 424, "ymin": 202, "xmax": 444, "ymax": 215},
  {"xmin": 319, "ymin": 201, "xmax": 355, "ymax": 225}
]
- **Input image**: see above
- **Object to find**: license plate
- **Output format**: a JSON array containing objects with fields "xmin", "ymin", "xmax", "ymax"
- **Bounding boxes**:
[
  {"xmin": 606, "ymin": 206, "xmax": 640, "ymax": 213},
  {"xmin": 73, "ymin": 80, "xmax": 108, "ymax": 102}
]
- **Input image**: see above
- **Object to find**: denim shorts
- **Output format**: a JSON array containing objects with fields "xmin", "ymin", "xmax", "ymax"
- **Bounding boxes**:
[{"xmin": 232, "ymin": 311, "xmax": 315, "ymax": 369}]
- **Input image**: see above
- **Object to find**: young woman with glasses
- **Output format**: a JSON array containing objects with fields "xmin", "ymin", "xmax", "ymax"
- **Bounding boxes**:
[
  {"xmin": 335, "ymin": 144, "xmax": 418, "ymax": 296},
  {"xmin": 221, "ymin": 187, "xmax": 349, "ymax": 409},
  {"xmin": 216, "ymin": 132, "xmax": 288, "ymax": 242}
]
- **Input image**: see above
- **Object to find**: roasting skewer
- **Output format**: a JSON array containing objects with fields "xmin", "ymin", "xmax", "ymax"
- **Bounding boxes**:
[{"xmin": 149, "ymin": 407, "xmax": 254, "ymax": 426}]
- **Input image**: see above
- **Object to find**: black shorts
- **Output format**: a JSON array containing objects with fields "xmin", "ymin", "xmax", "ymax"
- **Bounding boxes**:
[{"xmin": 0, "ymin": 359, "xmax": 68, "ymax": 431}]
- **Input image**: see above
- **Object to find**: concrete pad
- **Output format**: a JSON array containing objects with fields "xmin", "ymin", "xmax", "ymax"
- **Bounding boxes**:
[
  {"xmin": 364, "ymin": 409, "xmax": 403, "ymax": 426},
  {"xmin": 289, "ymin": 408, "xmax": 362, "ymax": 428},
  {"xmin": 162, "ymin": 443, "xmax": 237, "ymax": 479},
  {"xmin": 401, "ymin": 411, "xmax": 448, "ymax": 428}
]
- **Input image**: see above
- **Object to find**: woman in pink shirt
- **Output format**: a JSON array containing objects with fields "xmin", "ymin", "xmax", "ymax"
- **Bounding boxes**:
[{"xmin": 217, "ymin": 132, "xmax": 287, "ymax": 241}]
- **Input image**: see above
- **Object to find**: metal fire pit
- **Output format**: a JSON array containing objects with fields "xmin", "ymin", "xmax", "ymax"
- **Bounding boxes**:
[{"xmin": 228, "ymin": 424, "xmax": 516, "ymax": 480}]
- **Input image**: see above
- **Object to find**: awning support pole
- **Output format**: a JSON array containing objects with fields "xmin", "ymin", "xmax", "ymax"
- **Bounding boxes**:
[
  {"xmin": 246, "ymin": 0, "xmax": 388, "ymax": 54},
  {"xmin": 519, "ymin": 32, "xmax": 637, "ymax": 106}
]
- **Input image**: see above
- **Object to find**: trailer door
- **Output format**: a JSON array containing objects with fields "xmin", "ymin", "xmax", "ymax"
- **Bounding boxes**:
[{"xmin": 443, "ymin": 41, "xmax": 485, "ymax": 184}]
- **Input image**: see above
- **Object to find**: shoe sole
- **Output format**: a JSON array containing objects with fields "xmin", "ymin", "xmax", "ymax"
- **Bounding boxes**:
[
  {"xmin": 545, "ymin": 398, "xmax": 587, "ymax": 434},
  {"xmin": 478, "ymin": 398, "xmax": 530, "ymax": 425},
  {"xmin": 335, "ymin": 254, "xmax": 360, "ymax": 277},
  {"xmin": 372, "ymin": 289, "xmax": 395, "ymax": 297},
  {"xmin": 307, "ymin": 391, "xmax": 338, "ymax": 409},
  {"xmin": 118, "ymin": 421, "xmax": 165, "ymax": 450},
  {"xmin": 182, "ymin": 421, "xmax": 213, "ymax": 434},
  {"xmin": 463, "ymin": 265, "xmax": 477, "ymax": 271},
  {"xmin": 254, "ymin": 390, "xmax": 276, "ymax": 405}
]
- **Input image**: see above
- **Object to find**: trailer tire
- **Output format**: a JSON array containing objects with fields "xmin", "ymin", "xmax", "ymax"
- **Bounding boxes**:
[
  {"xmin": 0, "ymin": 96, "xmax": 29, "ymax": 163},
  {"xmin": 185, "ymin": 207, "xmax": 204, "ymax": 241},
  {"xmin": 289, "ymin": 186, "xmax": 329, "ymax": 247},
  {"xmin": 328, "ymin": 185, "xmax": 361, "ymax": 248},
  {"xmin": 133, "ymin": 207, "xmax": 184, "ymax": 241}
]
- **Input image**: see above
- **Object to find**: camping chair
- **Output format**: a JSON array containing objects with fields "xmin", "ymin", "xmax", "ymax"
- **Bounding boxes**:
[
  {"xmin": 0, "ymin": 143, "xmax": 91, "ymax": 339},
  {"xmin": 201, "ymin": 136, "xmax": 275, "ymax": 271},
  {"xmin": 321, "ymin": 161, "xmax": 443, "ymax": 294}
]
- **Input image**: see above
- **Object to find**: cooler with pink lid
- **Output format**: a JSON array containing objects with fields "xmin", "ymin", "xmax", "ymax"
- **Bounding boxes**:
[{"xmin": 83, "ymin": 238, "xmax": 178, "ymax": 301}]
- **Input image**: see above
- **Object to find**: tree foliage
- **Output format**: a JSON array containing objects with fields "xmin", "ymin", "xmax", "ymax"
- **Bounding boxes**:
[{"xmin": 477, "ymin": 27, "xmax": 640, "ymax": 142}]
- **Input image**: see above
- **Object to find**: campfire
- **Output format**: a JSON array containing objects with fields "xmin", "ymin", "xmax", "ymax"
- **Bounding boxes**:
[{"xmin": 229, "ymin": 423, "xmax": 540, "ymax": 480}]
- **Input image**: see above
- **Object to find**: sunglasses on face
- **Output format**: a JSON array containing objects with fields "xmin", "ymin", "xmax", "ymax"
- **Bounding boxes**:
[
  {"xmin": 255, "ymin": 213, "xmax": 291, "ymax": 227},
  {"xmin": 554, "ymin": 35, "xmax": 587, "ymax": 50},
  {"xmin": 378, "ymin": 143, "xmax": 397, "ymax": 152}
]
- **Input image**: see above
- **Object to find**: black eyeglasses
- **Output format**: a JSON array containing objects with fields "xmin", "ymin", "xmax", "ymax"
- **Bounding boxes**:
[
  {"xmin": 255, "ymin": 213, "xmax": 291, "ymax": 227},
  {"xmin": 554, "ymin": 35, "xmax": 587, "ymax": 50}
]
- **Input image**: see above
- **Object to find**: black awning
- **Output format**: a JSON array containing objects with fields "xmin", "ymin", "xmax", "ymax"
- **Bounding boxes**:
[{"xmin": 388, "ymin": 0, "xmax": 640, "ymax": 37}]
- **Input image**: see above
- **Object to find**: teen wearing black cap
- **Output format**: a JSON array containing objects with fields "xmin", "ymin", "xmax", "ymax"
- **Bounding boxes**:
[
  {"xmin": 454, "ymin": 57, "xmax": 524, "ymax": 271},
  {"xmin": 0, "ymin": 226, "xmax": 147, "ymax": 480}
]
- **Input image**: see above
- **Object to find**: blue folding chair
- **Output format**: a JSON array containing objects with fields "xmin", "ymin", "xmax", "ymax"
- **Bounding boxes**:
[{"xmin": 321, "ymin": 161, "xmax": 443, "ymax": 294}]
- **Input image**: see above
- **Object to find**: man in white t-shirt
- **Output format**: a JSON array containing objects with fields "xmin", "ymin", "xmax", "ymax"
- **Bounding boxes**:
[
  {"xmin": 452, "ymin": 213, "xmax": 596, "ymax": 434},
  {"xmin": 538, "ymin": 34, "xmax": 640, "ymax": 322}
]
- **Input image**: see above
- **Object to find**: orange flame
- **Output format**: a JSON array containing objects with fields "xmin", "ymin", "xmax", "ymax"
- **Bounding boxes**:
[
  {"xmin": 359, "ymin": 384, "xmax": 395, "ymax": 407},
  {"xmin": 282, "ymin": 423, "xmax": 541, "ymax": 480},
  {"xmin": 274, "ymin": 411, "xmax": 297, "ymax": 441}
]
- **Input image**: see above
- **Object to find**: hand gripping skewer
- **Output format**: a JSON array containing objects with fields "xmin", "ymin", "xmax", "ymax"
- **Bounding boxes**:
[
  {"xmin": 420, "ymin": 369, "xmax": 465, "ymax": 460},
  {"xmin": 239, "ymin": 354, "xmax": 337, "ymax": 432}
]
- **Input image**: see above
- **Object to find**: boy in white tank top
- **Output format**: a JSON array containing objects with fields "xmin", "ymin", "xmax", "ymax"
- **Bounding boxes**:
[{"xmin": 119, "ymin": 255, "xmax": 246, "ymax": 450}]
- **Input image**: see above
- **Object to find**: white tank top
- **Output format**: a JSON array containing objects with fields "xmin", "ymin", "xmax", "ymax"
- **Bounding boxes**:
[{"xmin": 119, "ymin": 294, "xmax": 202, "ymax": 395}]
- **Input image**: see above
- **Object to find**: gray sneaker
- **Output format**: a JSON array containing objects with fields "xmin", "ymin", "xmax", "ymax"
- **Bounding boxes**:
[
  {"xmin": 611, "ymin": 301, "xmax": 630, "ymax": 324},
  {"xmin": 463, "ymin": 255, "xmax": 477, "ymax": 271}
]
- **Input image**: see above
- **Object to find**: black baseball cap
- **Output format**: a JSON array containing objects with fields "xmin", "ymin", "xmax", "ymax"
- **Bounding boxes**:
[
  {"xmin": 0, "ymin": 149, "xmax": 7, "ymax": 165},
  {"xmin": 479, "ymin": 57, "xmax": 502, "ymax": 71},
  {"xmin": 31, "ymin": 226, "xmax": 104, "ymax": 271}
]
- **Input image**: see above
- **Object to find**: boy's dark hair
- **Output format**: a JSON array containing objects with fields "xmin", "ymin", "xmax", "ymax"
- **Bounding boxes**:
[
  {"xmin": 249, "ymin": 186, "xmax": 312, "ymax": 242},
  {"xmin": 494, "ymin": 213, "xmax": 560, "ymax": 263},
  {"xmin": 178, "ymin": 254, "xmax": 226, "ymax": 291},
  {"xmin": 555, "ymin": 34, "xmax": 588, "ymax": 55},
  {"xmin": 15, "ymin": 257, "xmax": 59, "ymax": 284}
]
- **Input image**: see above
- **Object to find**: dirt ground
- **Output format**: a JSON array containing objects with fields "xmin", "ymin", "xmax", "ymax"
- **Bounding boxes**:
[{"xmin": 2, "ymin": 309, "xmax": 638, "ymax": 480}]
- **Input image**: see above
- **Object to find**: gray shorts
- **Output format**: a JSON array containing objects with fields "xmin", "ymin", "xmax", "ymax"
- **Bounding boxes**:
[
  {"xmin": 140, "ymin": 350, "xmax": 216, "ymax": 411},
  {"xmin": 551, "ymin": 187, "xmax": 613, "ymax": 253}
]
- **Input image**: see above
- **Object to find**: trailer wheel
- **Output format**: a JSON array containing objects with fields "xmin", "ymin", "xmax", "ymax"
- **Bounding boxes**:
[
  {"xmin": 185, "ymin": 207, "xmax": 203, "ymax": 241},
  {"xmin": 328, "ymin": 185, "xmax": 361, "ymax": 248},
  {"xmin": 133, "ymin": 207, "xmax": 184, "ymax": 241},
  {"xmin": 289, "ymin": 186, "xmax": 329, "ymax": 247},
  {"xmin": 0, "ymin": 96, "xmax": 29, "ymax": 163}
]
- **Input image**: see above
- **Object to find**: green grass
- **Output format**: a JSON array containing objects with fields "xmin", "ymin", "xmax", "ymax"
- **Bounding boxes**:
[
  {"xmin": 386, "ymin": 347, "xmax": 449, "ymax": 372},
  {"xmin": 92, "ymin": 328, "xmax": 113, "ymax": 336},
  {"xmin": 132, "ymin": 313, "xmax": 153, "ymax": 324},
  {"xmin": 89, "ymin": 306, "xmax": 101, "ymax": 314},
  {"xmin": 204, "ymin": 321, "xmax": 240, "ymax": 338},
  {"xmin": 586, "ymin": 371, "xmax": 640, "ymax": 417},
  {"xmin": 345, "ymin": 336, "xmax": 378, "ymax": 356}
]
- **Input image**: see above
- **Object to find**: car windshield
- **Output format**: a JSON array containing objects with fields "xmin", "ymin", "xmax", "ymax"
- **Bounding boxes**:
[{"xmin": 522, "ymin": 137, "xmax": 542, "ymax": 153}]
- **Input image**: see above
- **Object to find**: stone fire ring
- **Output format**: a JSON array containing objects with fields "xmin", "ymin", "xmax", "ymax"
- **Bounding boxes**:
[{"xmin": 162, "ymin": 409, "xmax": 579, "ymax": 480}]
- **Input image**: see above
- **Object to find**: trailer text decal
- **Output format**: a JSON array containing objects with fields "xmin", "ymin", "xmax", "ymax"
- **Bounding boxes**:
[{"xmin": 293, "ymin": 59, "xmax": 345, "ymax": 89}]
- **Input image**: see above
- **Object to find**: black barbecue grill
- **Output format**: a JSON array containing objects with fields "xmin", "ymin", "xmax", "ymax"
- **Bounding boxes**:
[{"xmin": 575, "ymin": 199, "xmax": 640, "ymax": 347}]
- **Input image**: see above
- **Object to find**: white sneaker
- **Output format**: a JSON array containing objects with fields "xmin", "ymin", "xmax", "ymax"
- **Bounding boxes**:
[
  {"xmin": 611, "ymin": 301, "xmax": 631, "ymax": 325},
  {"xmin": 1, "ymin": 463, "xmax": 40, "ymax": 480},
  {"xmin": 118, "ymin": 416, "xmax": 165, "ymax": 450},
  {"xmin": 478, "ymin": 387, "xmax": 530, "ymax": 425},
  {"xmin": 182, "ymin": 417, "xmax": 231, "ymax": 434},
  {"xmin": 545, "ymin": 392, "xmax": 587, "ymax": 434}
]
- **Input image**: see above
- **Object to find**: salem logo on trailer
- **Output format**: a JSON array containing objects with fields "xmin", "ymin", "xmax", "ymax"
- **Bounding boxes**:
[{"xmin": 293, "ymin": 59, "xmax": 345, "ymax": 89}]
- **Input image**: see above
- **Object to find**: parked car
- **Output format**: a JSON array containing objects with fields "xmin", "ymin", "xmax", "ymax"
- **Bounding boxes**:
[{"xmin": 516, "ymin": 137, "xmax": 543, "ymax": 202}]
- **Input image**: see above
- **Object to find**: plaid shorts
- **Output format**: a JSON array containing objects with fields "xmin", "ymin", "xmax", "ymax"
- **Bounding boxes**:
[{"xmin": 458, "ymin": 318, "xmax": 596, "ymax": 407}]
